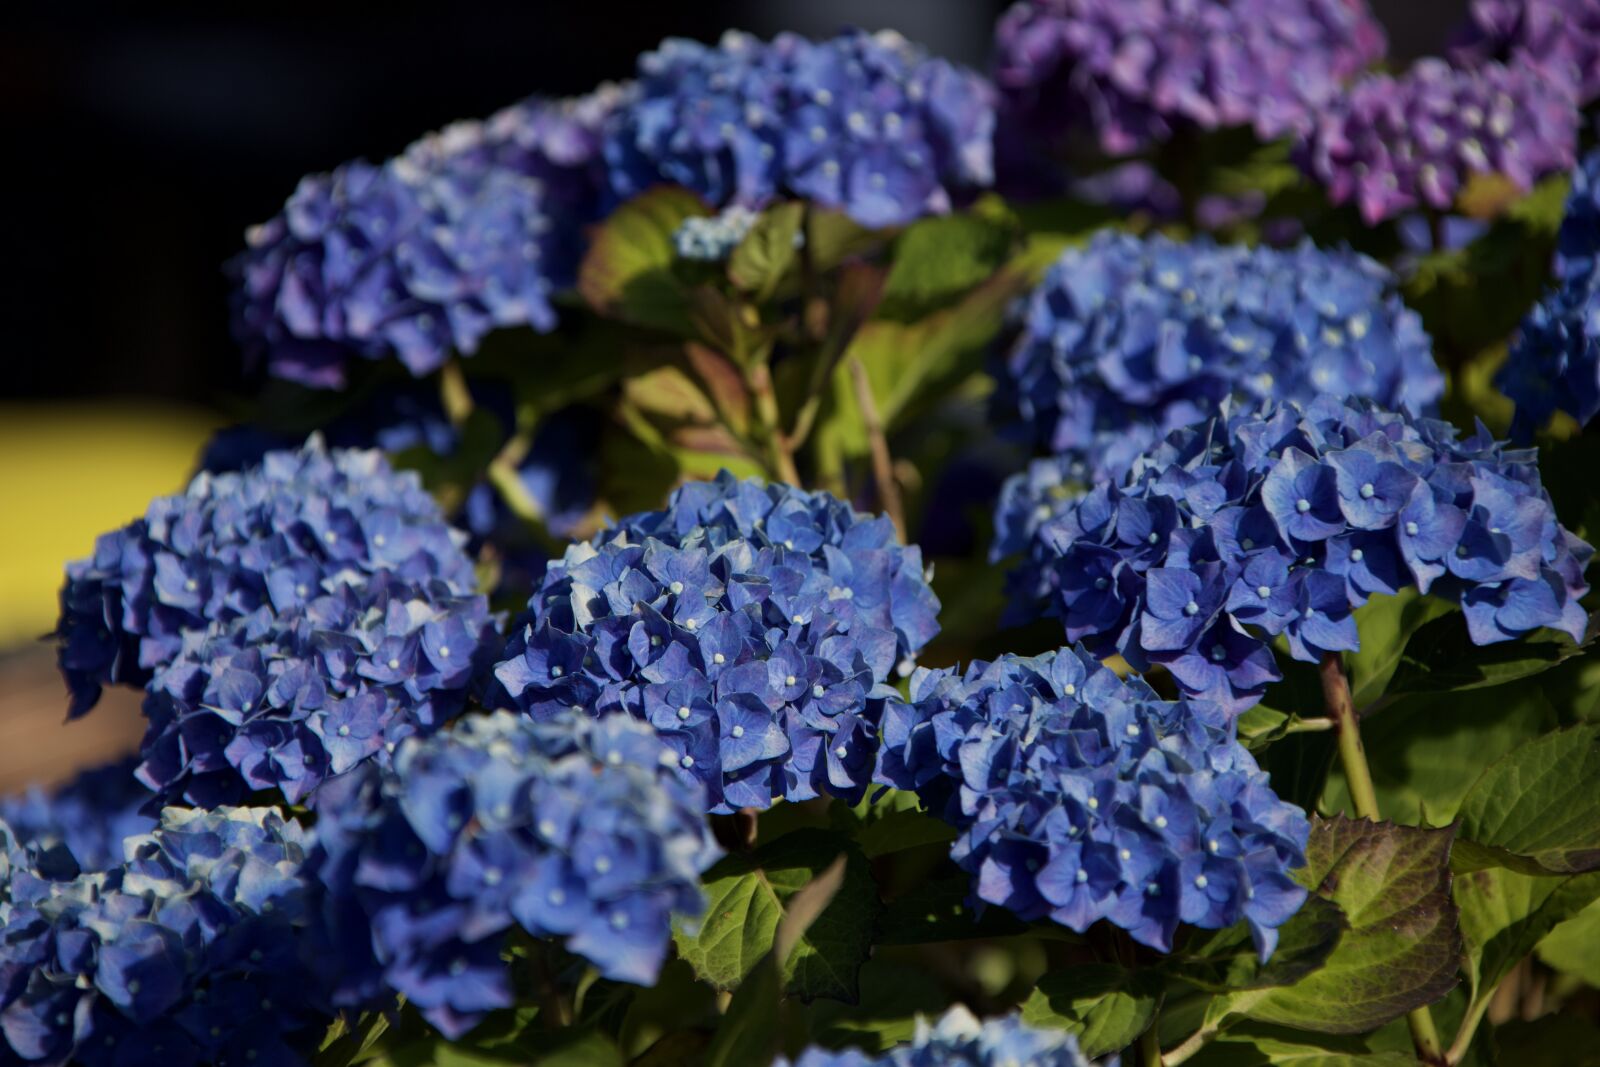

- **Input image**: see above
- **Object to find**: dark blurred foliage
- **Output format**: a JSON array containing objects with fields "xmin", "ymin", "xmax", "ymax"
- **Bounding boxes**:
[{"xmin": 0, "ymin": 1, "xmax": 1459, "ymax": 404}]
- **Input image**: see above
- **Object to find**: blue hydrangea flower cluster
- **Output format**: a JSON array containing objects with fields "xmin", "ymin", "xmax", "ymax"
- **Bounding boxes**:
[
  {"xmin": 1498, "ymin": 149, "xmax": 1600, "ymax": 438},
  {"xmin": 992, "ymin": 0, "xmax": 1385, "ymax": 158},
  {"xmin": 779, "ymin": 1007, "xmax": 1094, "ymax": 1067},
  {"xmin": 57, "ymin": 440, "xmax": 480, "ymax": 718},
  {"xmin": 138, "ymin": 568, "xmax": 498, "ymax": 807},
  {"xmin": 232, "ymin": 88, "xmax": 620, "ymax": 388},
  {"xmin": 494, "ymin": 471, "xmax": 941, "ymax": 812},
  {"xmin": 1301, "ymin": 58, "xmax": 1578, "ymax": 225},
  {"xmin": 1450, "ymin": 0, "xmax": 1600, "ymax": 106},
  {"xmin": 992, "ymin": 233, "xmax": 1443, "ymax": 616},
  {"xmin": 0, "ymin": 806, "xmax": 327, "ymax": 1067},
  {"xmin": 673, "ymin": 205, "xmax": 763, "ymax": 261},
  {"xmin": 0, "ymin": 758, "xmax": 155, "ymax": 874},
  {"xmin": 606, "ymin": 29, "xmax": 995, "ymax": 229},
  {"xmin": 1032, "ymin": 396, "xmax": 1593, "ymax": 713},
  {"xmin": 996, "ymin": 232, "xmax": 1441, "ymax": 470},
  {"xmin": 309, "ymin": 710, "xmax": 717, "ymax": 1039},
  {"xmin": 877, "ymin": 648, "xmax": 1309, "ymax": 956}
]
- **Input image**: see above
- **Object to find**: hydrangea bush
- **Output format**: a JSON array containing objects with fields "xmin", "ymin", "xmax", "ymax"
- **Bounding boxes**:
[{"xmin": 12, "ymin": 8, "xmax": 1600, "ymax": 1067}]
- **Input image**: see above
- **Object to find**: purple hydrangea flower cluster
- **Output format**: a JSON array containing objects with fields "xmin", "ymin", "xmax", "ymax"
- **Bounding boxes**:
[
  {"xmin": 0, "ymin": 758, "xmax": 154, "ymax": 874},
  {"xmin": 57, "ymin": 440, "xmax": 480, "ymax": 718},
  {"xmin": 494, "ymin": 472, "xmax": 941, "ymax": 813},
  {"xmin": 606, "ymin": 29, "xmax": 995, "ymax": 229},
  {"xmin": 1498, "ymin": 149, "xmax": 1600, "ymax": 437},
  {"xmin": 1034, "ymin": 396, "xmax": 1592, "ymax": 713},
  {"xmin": 1450, "ymin": 0, "xmax": 1600, "ymax": 106},
  {"xmin": 0, "ymin": 806, "xmax": 327, "ymax": 1067},
  {"xmin": 877, "ymin": 648, "xmax": 1309, "ymax": 955},
  {"xmin": 780, "ymin": 1007, "xmax": 1094, "ymax": 1067},
  {"xmin": 137, "ymin": 569, "xmax": 498, "ymax": 807},
  {"xmin": 1301, "ymin": 58, "xmax": 1578, "ymax": 225},
  {"xmin": 992, "ymin": 233, "xmax": 1442, "ymax": 617},
  {"xmin": 309, "ymin": 710, "xmax": 717, "ymax": 1039},
  {"xmin": 231, "ymin": 89, "xmax": 620, "ymax": 389},
  {"xmin": 992, "ymin": 0, "xmax": 1386, "ymax": 158}
]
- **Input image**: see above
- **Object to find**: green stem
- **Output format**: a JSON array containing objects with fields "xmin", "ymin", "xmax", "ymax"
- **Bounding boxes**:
[
  {"xmin": 1283, "ymin": 716, "xmax": 1335, "ymax": 735},
  {"xmin": 746, "ymin": 359, "xmax": 802, "ymax": 486},
  {"xmin": 848, "ymin": 356, "xmax": 906, "ymax": 540},
  {"xmin": 438, "ymin": 360, "xmax": 474, "ymax": 427},
  {"xmin": 1138, "ymin": 1021, "xmax": 1163, "ymax": 1067},
  {"xmin": 1320, "ymin": 653, "xmax": 1447, "ymax": 1066},
  {"xmin": 1445, "ymin": 988, "xmax": 1496, "ymax": 1066}
]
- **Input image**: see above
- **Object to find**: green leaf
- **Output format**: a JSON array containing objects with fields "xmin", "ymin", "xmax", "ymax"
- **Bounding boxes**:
[
  {"xmin": 1321, "ymin": 683, "xmax": 1558, "ymax": 827},
  {"xmin": 875, "ymin": 213, "xmax": 1016, "ymax": 322},
  {"xmin": 1536, "ymin": 895, "xmax": 1600, "ymax": 985},
  {"xmin": 1454, "ymin": 866, "xmax": 1600, "ymax": 999},
  {"xmin": 850, "ymin": 806, "xmax": 957, "ymax": 859},
  {"xmin": 1382, "ymin": 612, "xmax": 1589, "ymax": 696},
  {"xmin": 1224, "ymin": 817, "xmax": 1461, "ymax": 1034},
  {"xmin": 1020, "ymin": 963, "xmax": 1164, "ymax": 1059},
  {"xmin": 728, "ymin": 203, "xmax": 804, "ymax": 301},
  {"xmin": 673, "ymin": 828, "xmax": 882, "ymax": 1001},
  {"xmin": 1168, "ymin": 896, "xmax": 1347, "ymax": 994},
  {"xmin": 703, "ymin": 850, "xmax": 850, "ymax": 1067},
  {"xmin": 1182, "ymin": 1025, "xmax": 1420, "ymax": 1066},
  {"xmin": 802, "ymin": 958, "xmax": 952, "ymax": 1054},
  {"xmin": 577, "ymin": 186, "xmax": 707, "ymax": 334},
  {"xmin": 1343, "ymin": 591, "xmax": 1457, "ymax": 708},
  {"xmin": 875, "ymin": 873, "xmax": 1029, "ymax": 945},
  {"xmin": 527, "ymin": 1029, "xmax": 625, "ymax": 1067},
  {"xmin": 1455, "ymin": 725, "xmax": 1600, "ymax": 875}
]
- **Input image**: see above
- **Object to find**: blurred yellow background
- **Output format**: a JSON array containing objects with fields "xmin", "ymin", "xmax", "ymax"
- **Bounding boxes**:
[{"xmin": 0, "ymin": 402, "xmax": 216, "ymax": 789}]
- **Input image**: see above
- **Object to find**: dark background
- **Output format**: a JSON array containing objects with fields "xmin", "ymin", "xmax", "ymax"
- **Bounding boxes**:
[{"xmin": 0, "ymin": 1, "xmax": 1465, "ymax": 405}]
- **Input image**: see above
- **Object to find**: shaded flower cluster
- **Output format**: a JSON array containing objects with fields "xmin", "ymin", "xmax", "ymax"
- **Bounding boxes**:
[
  {"xmin": 878, "ymin": 648, "xmax": 1309, "ymax": 955},
  {"xmin": 996, "ymin": 232, "xmax": 1441, "ymax": 470},
  {"xmin": 1033, "ymin": 396, "xmax": 1592, "ymax": 713},
  {"xmin": 992, "ymin": 0, "xmax": 1385, "ymax": 158},
  {"xmin": 231, "ymin": 89, "xmax": 620, "ymax": 388},
  {"xmin": 309, "ymin": 710, "xmax": 717, "ymax": 1039},
  {"xmin": 494, "ymin": 471, "xmax": 941, "ymax": 812},
  {"xmin": 606, "ymin": 29, "xmax": 995, "ymax": 229},
  {"xmin": 1301, "ymin": 58, "xmax": 1578, "ymax": 225},
  {"xmin": 780, "ymin": 1006, "xmax": 1093, "ymax": 1067},
  {"xmin": 673, "ymin": 205, "xmax": 762, "ymax": 261},
  {"xmin": 57, "ymin": 440, "xmax": 480, "ymax": 718},
  {"xmin": 138, "ymin": 569, "xmax": 498, "ymax": 807},
  {"xmin": 0, "ymin": 759, "xmax": 155, "ymax": 874},
  {"xmin": 0, "ymin": 806, "xmax": 327, "ymax": 1067},
  {"xmin": 1450, "ymin": 0, "xmax": 1600, "ymax": 106},
  {"xmin": 1498, "ymin": 149, "xmax": 1600, "ymax": 438},
  {"xmin": 993, "ymin": 234, "xmax": 1442, "ymax": 616}
]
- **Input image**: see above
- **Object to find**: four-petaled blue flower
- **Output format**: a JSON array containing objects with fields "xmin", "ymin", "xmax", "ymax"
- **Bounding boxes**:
[
  {"xmin": 1031, "ymin": 396, "xmax": 1591, "ymax": 713},
  {"xmin": 495, "ymin": 472, "xmax": 940, "ymax": 812},
  {"xmin": 309, "ymin": 710, "xmax": 718, "ymax": 1039},
  {"xmin": 607, "ymin": 29, "xmax": 995, "ymax": 229},
  {"xmin": 876, "ymin": 647, "xmax": 1311, "ymax": 956}
]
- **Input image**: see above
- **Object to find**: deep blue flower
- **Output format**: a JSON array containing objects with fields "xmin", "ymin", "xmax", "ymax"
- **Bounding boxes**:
[
  {"xmin": 56, "ymin": 441, "xmax": 499, "ymax": 807},
  {"xmin": 1498, "ymin": 149, "xmax": 1600, "ymax": 437},
  {"xmin": 232, "ymin": 89, "xmax": 619, "ymax": 388},
  {"xmin": 309, "ymin": 710, "xmax": 717, "ymax": 1039},
  {"xmin": 0, "ymin": 759, "xmax": 155, "ymax": 874},
  {"xmin": 1030, "ymin": 396, "xmax": 1591, "ymax": 712},
  {"xmin": 494, "ymin": 471, "xmax": 940, "ymax": 812},
  {"xmin": 877, "ymin": 647, "xmax": 1310, "ymax": 956},
  {"xmin": 607, "ymin": 29, "xmax": 995, "ymax": 229},
  {"xmin": 0, "ymin": 807, "xmax": 328, "ymax": 1067},
  {"xmin": 779, "ymin": 1006, "xmax": 1094, "ymax": 1066}
]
